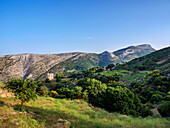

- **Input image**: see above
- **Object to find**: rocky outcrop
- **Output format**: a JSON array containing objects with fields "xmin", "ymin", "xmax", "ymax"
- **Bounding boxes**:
[{"xmin": 0, "ymin": 88, "xmax": 13, "ymax": 97}]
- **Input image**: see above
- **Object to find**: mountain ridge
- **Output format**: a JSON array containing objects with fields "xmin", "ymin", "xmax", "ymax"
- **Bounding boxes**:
[{"xmin": 0, "ymin": 44, "xmax": 156, "ymax": 82}]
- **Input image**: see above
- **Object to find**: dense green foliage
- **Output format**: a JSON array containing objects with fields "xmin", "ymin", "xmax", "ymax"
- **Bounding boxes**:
[
  {"xmin": 158, "ymin": 101, "xmax": 170, "ymax": 117},
  {"xmin": 77, "ymin": 78, "xmax": 107, "ymax": 106},
  {"xmin": 104, "ymin": 86, "xmax": 145, "ymax": 116},
  {"xmin": 43, "ymin": 64, "xmax": 170, "ymax": 117}
]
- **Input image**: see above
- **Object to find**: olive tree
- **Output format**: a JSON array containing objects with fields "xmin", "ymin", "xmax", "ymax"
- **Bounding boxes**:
[{"xmin": 4, "ymin": 78, "xmax": 39, "ymax": 110}]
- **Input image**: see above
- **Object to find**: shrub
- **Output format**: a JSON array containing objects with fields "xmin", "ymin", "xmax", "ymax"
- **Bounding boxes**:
[
  {"xmin": 56, "ymin": 73, "xmax": 64, "ymax": 82},
  {"xmin": 38, "ymin": 86, "xmax": 49, "ymax": 96},
  {"xmin": 150, "ymin": 94, "xmax": 162, "ymax": 103},
  {"xmin": 45, "ymin": 78, "xmax": 50, "ymax": 83},
  {"xmin": 158, "ymin": 101, "xmax": 170, "ymax": 117},
  {"xmin": 73, "ymin": 86, "xmax": 83, "ymax": 99},
  {"xmin": 57, "ymin": 87, "xmax": 70, "ymax": 98},
  {"xmin": 51, "ymin": 90, "xmax": 59, "ymax": 97},
  {"xmin": 82, "ymin": 90, "xmax": 88, "ymax": 101},
  {"xmin": 141, "ymin": 108, "xmax": 153, "ymax": 117}
]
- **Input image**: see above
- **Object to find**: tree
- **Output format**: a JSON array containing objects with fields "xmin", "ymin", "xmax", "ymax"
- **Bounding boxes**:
[
  {"xmin": 56, "ymin": 73, "xmax": 63, "ymax": 82},
  {"xmin": 104, "ymin": 86, "xmax": 143, "ymax": 116},
  {"xmin": 106, "ymin": 64, "xmax": 115, "ymax": 70},
  {"xmin": 78, "ymin": 78, "xmax": 107, "ymax": 106},
  {"xmin": 4, "ymin": 78, "xmax": 38, "ymax": 110}
]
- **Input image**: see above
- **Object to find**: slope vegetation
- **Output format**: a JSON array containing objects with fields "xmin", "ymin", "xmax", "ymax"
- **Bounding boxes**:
[
  {"xmin": 116, "ymin": 46, "xmax": 170, "ymax": 75},
  {"xmin": 0, "ymin": 96, "xmax": 170, "ymax": 128}
]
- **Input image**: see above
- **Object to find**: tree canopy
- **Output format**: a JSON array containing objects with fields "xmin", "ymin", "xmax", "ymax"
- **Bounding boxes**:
[{"xmin": 4, "ymin": 78, "xmax": 39, "ymax": 110}]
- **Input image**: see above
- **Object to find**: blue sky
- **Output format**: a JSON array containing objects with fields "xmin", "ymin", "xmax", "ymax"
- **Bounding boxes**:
[{"xmin": 0, "ymin": 0, "xmax": 170, "ymax": 55}]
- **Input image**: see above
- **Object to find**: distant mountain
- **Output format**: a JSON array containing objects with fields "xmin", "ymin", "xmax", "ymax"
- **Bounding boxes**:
[
  {"xmin": 116, "ymin": 46, "xmax": 170, "ymax": 75},
  {"xmin": 0, "ymin": 44, "xmax": 155, "ymax": 82},
  {"xmin": 113, "ymin": 44, "xmax": 155, "ymax": 62},
  {"xmin": 98, "ymin": 51, "xmax": 120, "ymax": 66}
]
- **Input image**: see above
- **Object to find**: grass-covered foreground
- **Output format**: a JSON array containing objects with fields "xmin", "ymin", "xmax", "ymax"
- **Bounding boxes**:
[{"xmin": 0, "ymin": 96, "xmax": 170, "ymax": 128}]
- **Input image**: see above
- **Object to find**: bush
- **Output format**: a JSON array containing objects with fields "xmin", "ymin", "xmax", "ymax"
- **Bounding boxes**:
[
  {"xmin": 82, "ymin": 90, "xmax": 88, "ymax": 101},
  {"xmin": 73, "ymin": 86, "xmax": 83, "ymax": 99},
  {"xmin": 150, "ymin": 94, "xmax": 162, "ymax": 103},
  {"xmin": 158, "ymin": 101, "xmax": 170, "ymax": 117},
  {"xmin": 51, "ymin": 90, "xmax": 59, "ymax": 98},
  {"xmin": 57, "ymin": 88, "xmax": 71, "ymax": 98},
  {"xmin": 45, "ymin": 78, "xmax": 50, "ymax": 83},
  {"xmin": 141, "ymin": 108, "xmax": 153, "ymax": 117},
  {"xmin": 38, "ymin": 86, "xmax": 49, "ymax": 96}
]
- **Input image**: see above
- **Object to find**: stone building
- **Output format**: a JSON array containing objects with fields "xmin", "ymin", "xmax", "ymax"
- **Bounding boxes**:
[{"xmin": 47, "ymin": 73, "xmax": 54, "ymax": 80}]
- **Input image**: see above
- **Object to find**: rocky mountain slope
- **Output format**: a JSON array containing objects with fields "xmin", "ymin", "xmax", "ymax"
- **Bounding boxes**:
[
  {"xmin": 114, "ymin": 44, "xmax": 155, "ymax": 62},
  {"xmin": 0, "ymin": 44, "xmax": 155, "ymax": 81},
  {"xmin": 0, "ymin": 54, "xmax": 65, "ymax": 81}
]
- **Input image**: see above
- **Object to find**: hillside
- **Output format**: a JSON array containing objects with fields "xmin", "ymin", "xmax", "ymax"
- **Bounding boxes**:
[
  {"xmin": 0, "ymin": 96, "xmax": 170, "ymax": 128},
  {"xmin": 116, "ymin": 46, "xmax": 170, "ymax": 75},
  {"xmin": 0, "ymin": 44, "xmax": 155, "ymax": 82}
]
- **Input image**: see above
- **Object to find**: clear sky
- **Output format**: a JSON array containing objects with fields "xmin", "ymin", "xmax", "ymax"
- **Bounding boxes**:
[{"xmin": 0, "ymin": 0, "xmax": 170, "ymax": 55}]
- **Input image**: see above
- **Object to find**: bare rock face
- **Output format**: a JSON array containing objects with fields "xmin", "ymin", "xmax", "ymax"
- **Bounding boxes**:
[
  {"xmin": 113, "ymin": 44, "xmax": 156, "ymax": 62},
  {"xmin": 0, "ymin": 54, "xmax": 66, "ymax": 82}
]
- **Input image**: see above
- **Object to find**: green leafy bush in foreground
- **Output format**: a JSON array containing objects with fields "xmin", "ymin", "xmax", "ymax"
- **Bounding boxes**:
[{"xmin": 4, "ymin": 78, "xmax": 38, "ymax": 110}]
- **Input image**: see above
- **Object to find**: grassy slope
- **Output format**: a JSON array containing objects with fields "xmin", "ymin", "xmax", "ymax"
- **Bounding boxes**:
[
  {"xmin": 0, "ymin": 96, "xmax": 170, "ymax": 128},
  {"xmin": 99, "ymin": 70, "xmax": 131, "ymax": 76}
]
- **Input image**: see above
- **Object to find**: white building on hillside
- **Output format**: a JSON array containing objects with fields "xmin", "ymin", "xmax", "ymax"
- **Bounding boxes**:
[{"xmin": 47, "ymin": 73, "xmax": 54, "ymax": 80}]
